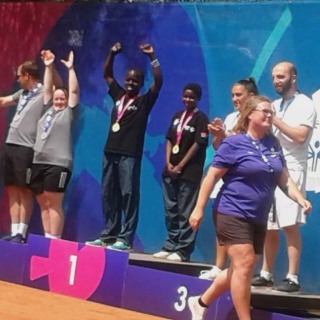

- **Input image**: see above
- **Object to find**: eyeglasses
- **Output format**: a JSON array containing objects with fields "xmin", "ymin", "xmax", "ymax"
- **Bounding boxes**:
[{"xmin": 254, "ymin": 108, "xmax": 274, "ymax": 116}]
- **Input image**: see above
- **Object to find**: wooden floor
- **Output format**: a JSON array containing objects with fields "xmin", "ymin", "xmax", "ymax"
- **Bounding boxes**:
[{"xmin": 0, "ymin": 281, "xmax": 168, "ymax": 320}]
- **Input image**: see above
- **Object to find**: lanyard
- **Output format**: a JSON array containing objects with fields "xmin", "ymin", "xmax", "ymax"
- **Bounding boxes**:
[
  {"xmin": 43, "ymin": 109, "xmax": 61, "ymax": 132},
  {"xmin": 175, "ymin": 109, "xmax": 198, "ymax": 146},
  {"xmin": 17, "ymin": 83, "xmax": 42, "ymax": 115},
  {"xmin": 246, "ymin": 134, "xmax": 274, "ymax": 173},
  {"xmin": 115, "ymin": 95, "xmax": 136, "ymax": 123},
  {"xmin": 277, "ymin": 93, "xmax": 297, "ymax": 119}
]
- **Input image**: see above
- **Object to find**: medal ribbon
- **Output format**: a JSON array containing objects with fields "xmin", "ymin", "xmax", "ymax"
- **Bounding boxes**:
[
  {"xmin": 175, "ymin": 109, "xmax": 198, "ymax": 146},
  {"xmin": 43, "ymin": 109, "xmax": 61, "ymax": 132},
  {"xmin": 115, "ymin": 95, "xmax": 136, "ymax": 123},
  {"xmin": 16, "ymin": 83, "xmax": 43, "ymax": 115}
]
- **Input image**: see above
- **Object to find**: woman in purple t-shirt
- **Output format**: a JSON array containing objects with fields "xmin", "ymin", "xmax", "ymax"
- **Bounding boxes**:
[{"xmin": 187, "ymin": 96, "xmax": 312, "ymax": 320}]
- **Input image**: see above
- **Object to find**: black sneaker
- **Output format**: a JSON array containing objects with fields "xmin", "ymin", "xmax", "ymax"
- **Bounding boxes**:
[
  {"xmin": 1, "ymin": 234, "xmax": 15, "ymax": 241},
  {"xmin": 251, "ymin": 274, "xmax": 274, "ymax": 287},
  {"xmin": 10, "ymin": 233, "xmax": 26, "ymax": 244},
  {"xmin": 274, "ymin": 278, "xmax": 300, "ymax": 293}
]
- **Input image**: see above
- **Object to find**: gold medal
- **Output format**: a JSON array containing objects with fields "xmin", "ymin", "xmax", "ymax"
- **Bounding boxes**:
[
  {"xmin": 172, "ymin": 145, "xmax": 180, "ymax": 154},
  {"xmin": 112, "ymin": 123, "xmax": 120, "ymax": 132}
]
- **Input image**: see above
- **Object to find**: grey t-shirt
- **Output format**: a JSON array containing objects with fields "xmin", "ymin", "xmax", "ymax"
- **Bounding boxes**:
[
  {"xmin": 33, "ymin": 104, "xmax": 77, "ymax": 170},
  {"xmin": 6, "ymin": 86, "xmax": 45, "ymax": 148}
]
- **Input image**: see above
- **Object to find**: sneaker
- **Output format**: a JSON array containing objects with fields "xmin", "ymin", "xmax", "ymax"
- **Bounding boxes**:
[
  {"xmin": 166, "ymin": 252, "xmax": 182, "ymax": 262},
  {"xmin": 1, "ymin": 234, "xmax": 15, "ymax": 241},
  {"xmin": 199, "ymin": 266, "xmax": 221, "ymax": 280},
  {"xmin": 108, "ymin": 241, "xmax": 132, "ymax": 251},
  {"xmin": 251, "ymin": 274, "xmax": 274, "ymax": 287},
  {"xmin": 85, "ymin": 239, "xmax": 106, "ymax": 247},
  {"xmin": 153, "ymin": 250, "xmax": 170, "ymax": 259},
  {"xmin": 188, "ymin": 296, "xmax": 207, "ymax": 320},
  {"xmin": 10, "ymin": 233, "xmax": 26, "ymax": 244},
  {"xmin": 274, "ymin": 278, "xmax": 300, "ymax": 293}
]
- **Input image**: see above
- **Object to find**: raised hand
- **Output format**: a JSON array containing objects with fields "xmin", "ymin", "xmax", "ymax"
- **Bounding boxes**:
[
  {"xmin": 41, "ymin": 50, "xmax": 55, "ymax": 66},
  {"xmin": 208, "ymin": 118, "xmax": 225, "ymax": 136},
  {"xmin": 110, "ymin": 42, "xmax": 122, "ymax": 55},
  {"xmin": 140, "ymin": 44, "xmax": 154, "ymax": 56},
  {"xmin": 61, "ymin": 51, "xmax": 74, "ymax": 70}
]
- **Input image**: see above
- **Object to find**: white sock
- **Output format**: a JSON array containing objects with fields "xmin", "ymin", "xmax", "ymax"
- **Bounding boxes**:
[
  {"xmin": 18, "ymin": 223, "xmax": 28, "ymax": 238},
  {"xmin": 286, "ymin": 274, "xmax": 299, "ymax": 284},
  {"xmin": 50, "ymin": 234, "xmax": 61, "ymax": 239},
  {"xmin": 212, "ymin": 265, "xmax": 222, "ymax": 273},
  {"xmin": 11, "ymin": 223, "xmax": 19, "ymax": 236},
  {"xmin": 45, "ymin": 233, "xmax": 52, "ymax": 238},
  {"xmin": 260, "ymin": 270, "xmax": 273, "ymax": 281}
]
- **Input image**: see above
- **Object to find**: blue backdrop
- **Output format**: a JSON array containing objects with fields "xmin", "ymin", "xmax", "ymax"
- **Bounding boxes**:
[{"xmin": 1, "ymin": 1, "xmax": 320, "ymax": 293}]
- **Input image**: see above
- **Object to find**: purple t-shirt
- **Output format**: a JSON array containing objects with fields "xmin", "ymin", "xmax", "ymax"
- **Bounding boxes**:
[{"xmin": 212, "ymin": 133, "xmax": 285, "ymax": 224}]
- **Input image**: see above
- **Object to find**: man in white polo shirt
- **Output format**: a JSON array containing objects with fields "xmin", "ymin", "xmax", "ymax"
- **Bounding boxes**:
[{"xmin": 252, "ymin": 61, "xmax": 316, "ymax": 292}]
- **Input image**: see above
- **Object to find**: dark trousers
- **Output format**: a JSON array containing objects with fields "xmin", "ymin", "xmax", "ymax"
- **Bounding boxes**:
[
  {"xmin": 161, "ymin": 176, "xmax": 200, "ymax": 261},
  {"xmin": 100, "ymin": 153, "xmax": 141, "ymax": 246}
]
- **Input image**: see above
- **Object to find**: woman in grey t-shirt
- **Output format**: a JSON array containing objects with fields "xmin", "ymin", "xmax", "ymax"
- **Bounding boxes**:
[{"xmin": 30, "ymin": 50, "xmax": 79, "ymax": 239}]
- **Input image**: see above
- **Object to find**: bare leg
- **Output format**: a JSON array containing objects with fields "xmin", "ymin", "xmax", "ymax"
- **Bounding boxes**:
[
  {"xmin": 36, "ymin": 194, "xmax": 50, "ymax": 235},
  {"xmin": 227, "ymin": 244, "xmax": 257, "ymax": 320},
  {"xmin": 261, "ymin": 230, "xmax": 279, "ymax": 273},
  {"xmin": 283, "ymin": 224, "xmax": 301, "ymax": 275},
  {"xmin": 6, "ymin": 186, "xmax": 21, "ymax": 225},
  {"xmin": 201, "ymin": 267, "xmax": 232, "ymax": 306},
  {"xmin": 19, "ymin": 187, "xmax": 33, "ymax": 224},
  {"xmin": 215, "ymin": 237, "xmax": 227, "ymax": 269},
  {"xmin": 45, "ymin": 192, "xmax": 64, "ymax": 237}
]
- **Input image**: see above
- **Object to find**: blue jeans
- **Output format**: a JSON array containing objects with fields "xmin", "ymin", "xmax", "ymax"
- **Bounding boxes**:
[
  {"xmin": 161, "ymin": 176, "xmax": 200, "ymax": 261},
  {"xmin": 100, "ymin": 153, "xmax": 141, "ymax": 246}
]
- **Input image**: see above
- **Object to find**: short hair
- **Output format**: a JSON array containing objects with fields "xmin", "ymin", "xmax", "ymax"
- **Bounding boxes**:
[
  {"xmin": 19, "ymin": 61, "xmax": 41, "ymax": 81},
  {"xmin": 183, "ymin": 83, "xmax": 202, "ymax": 100},
  {"xmin": 273, "ymin": 61, "xmax": 297, "ymax": 76},
  {"xmin": 234, "ymin": 77, "xmax": 259, "ymax": 95},
  {"xmin": 127, "ymin": 68, "xmax": 145, "ymax": 85}
]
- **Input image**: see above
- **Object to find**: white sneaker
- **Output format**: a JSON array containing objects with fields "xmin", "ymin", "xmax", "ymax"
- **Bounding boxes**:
[
  {"xmin": 188, "ymin": 296, "xmax": 207, "ymax": 320},
  {"xmin": 166, "ymin": 252, "xmax": 182, "ymax": 262},
  {"xmin": 199, "ymin": 266, "xmax": 222, "ymax": 280},
  {"xmin": 153, "ymin": 250, "xmax": 170, "ymax": 259}
]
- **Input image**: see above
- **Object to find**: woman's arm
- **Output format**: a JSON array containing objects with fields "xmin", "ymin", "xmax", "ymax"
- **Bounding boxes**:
[
  {"xmin": 41, "ymin": 50, "xmax": 55, "ymax": 105},
  {"xmin": 61, "ymin": 51, "xmax": 79, "ymax": 108},
  {"xmin": 189, "ymin": 166, "xmax": 228, "ymax": 230}
]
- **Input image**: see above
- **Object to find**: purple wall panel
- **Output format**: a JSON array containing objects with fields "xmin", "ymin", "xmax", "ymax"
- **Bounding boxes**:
[
  {"xmin": 0, "ymin": 240, "xmax": 27, "ymax": 284},
  {"xmin": 122, "ymin": 265, "xmax": 306, "ymax": 320},
  {"xmin": 21, "ymin": 235, "xmax": 128, "ymax": 306}
]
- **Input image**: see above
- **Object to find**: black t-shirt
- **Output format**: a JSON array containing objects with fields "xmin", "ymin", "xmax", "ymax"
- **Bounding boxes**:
[
  {"xmin": 104, "ymin": 80, "xmax": 159, "ymax": 158},
  {"xmin": 163, "ymin": 110, "xmax": 209, "ymax": 183}
]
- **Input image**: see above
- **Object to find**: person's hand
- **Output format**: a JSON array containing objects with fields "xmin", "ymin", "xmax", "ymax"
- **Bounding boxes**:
[
  {"xmin": 189, "ymin": 208, "xmax": 204, "ymax": 231},
  {"xmin": 208, "ymin": 118, "xmax": 225, "ymax": 136},
  {"xmin": 298, "ymin": 199, "xmax": 312, "ymax": 215},
  {"xmin": 110, "ymin": 42, "xmax": 122, "ymax": 55},
  {"xmin": 172, "ymin": 164, "xmax": 183, "ymax": 175},
  {"xmin": 140, "ymin": 44, "xmax": 154, "ymax": 56},
  {"xmin": 166, "ymin": 163, "xmax": 179, "ymax": 180},
  {"xmin": 61, "ymin": 51, "xmax": 74, "ymax": 70},
  {"xmin": 41, "ymin": 50, "xmax": 55, "ymax": 66}
]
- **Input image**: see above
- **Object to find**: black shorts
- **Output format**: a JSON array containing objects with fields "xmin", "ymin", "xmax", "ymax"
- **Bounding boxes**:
[
  {"xmin": 214, "ymin": 211, "xmax": 266, "ymax": 255},
  {"xmin": 3, "ymin": 144, "xmax": 33, "ymax": 188},
  {"xmin": 30, "ymin": 164, "xmax": 72, "ymax": 195}
]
